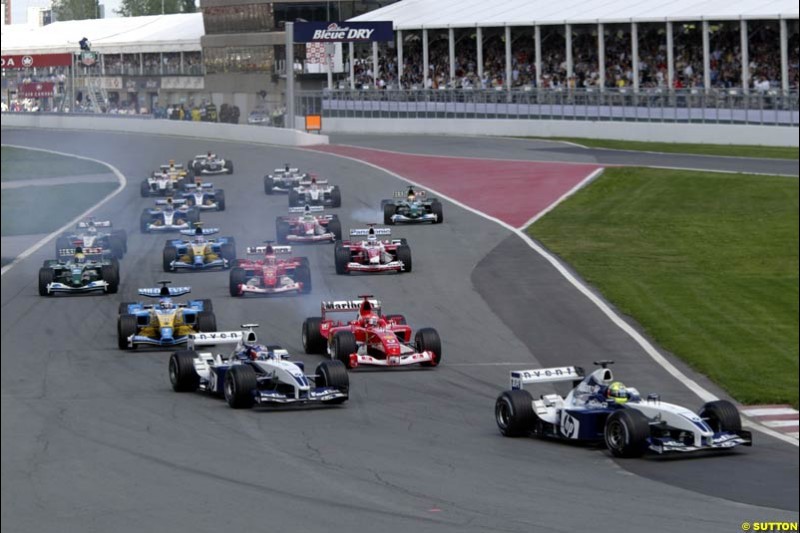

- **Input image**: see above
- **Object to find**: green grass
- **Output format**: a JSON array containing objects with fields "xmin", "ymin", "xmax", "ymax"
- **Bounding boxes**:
[
  {"xmin": 530, "ymin": 167, "xmax": 799, "ymax": 407},
  {"xmin": 528, "ymin": 137, "xmax": 799, "ymax": 160},
  {"xmin": 1, "ymin": 183, "xmax": 118, "ymax": 236},
  {"xmin": 1, "ymin": 146, "xmax": 110, "ymax": 181}
]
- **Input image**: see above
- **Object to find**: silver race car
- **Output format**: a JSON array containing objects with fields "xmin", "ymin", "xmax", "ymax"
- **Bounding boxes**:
[{"xmin": 264, "ymin": 164, "xmax": 310, "ymax": 194}]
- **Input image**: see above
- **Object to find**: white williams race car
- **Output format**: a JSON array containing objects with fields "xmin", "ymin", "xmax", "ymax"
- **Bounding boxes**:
[
  {"xmin": 264, "ymin": 164, "xmax": 310, "ymax": 194},
  {"xmin": 495, "ymin": 361, "xmax": 752, "ymax": 457},
  {"xmin": 189, "ymin": 152, "xmax": 233, "ymax": 175},
  {"xmin": 169, "ymin": 325, "xmax": 349, "ymax": 408},
  {"xmin": 288, "ymin": 177, "xmax": 341, "ymax": 208}
]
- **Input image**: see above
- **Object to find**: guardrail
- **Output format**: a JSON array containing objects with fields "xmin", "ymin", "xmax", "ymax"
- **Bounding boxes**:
[{"xmin": 299, "ymin": 89, "xmax": 800, "ymax": 127}]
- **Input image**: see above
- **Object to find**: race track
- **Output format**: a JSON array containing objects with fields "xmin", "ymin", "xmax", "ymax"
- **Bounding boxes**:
[{"xmin": 2, "ymin": 128, "xmax": 797, "ymax": 533}]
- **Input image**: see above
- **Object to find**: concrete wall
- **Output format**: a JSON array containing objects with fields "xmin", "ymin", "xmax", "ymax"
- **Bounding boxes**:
[
  {"xmin": 1, "ymin": 114, "xmax": 328, "ymax": 147},
  {"xmin": 323, "ymin": 118, "xmax": 800, "ymax": 147}
]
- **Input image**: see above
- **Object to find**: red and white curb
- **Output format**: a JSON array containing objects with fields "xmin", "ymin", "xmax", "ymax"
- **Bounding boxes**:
[{"xmin": 741, "ymin": 406, "xmax": 799, "ymax": 440}]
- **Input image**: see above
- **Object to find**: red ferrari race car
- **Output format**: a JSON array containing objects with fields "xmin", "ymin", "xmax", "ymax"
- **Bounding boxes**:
[
  {"xmin": 301, "ymin": 295, "xmax": 441, "ymax": 369},
  {"xmin": 229, "ymin": 242, "xmax": 311, "ymax": 297},
  {"xmin": 334, "ymin": 226, "xmax": 411, "ymax": 275},
  {"xmin": 276, "ymin": 205, "xmax": 343, "ymax": 244}
]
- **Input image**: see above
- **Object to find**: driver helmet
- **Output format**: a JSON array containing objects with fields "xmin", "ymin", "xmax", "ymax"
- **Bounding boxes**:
[
  {"xmin": 366, "ymin": 315, "xmax": 379, "ymax": 327},
  {"xmin": 284, "ymin": 163, "xmax": 290, "ymax": 171},
  {"xmin": 407, "ymin": 187, "xmax": 416, "ymax": 202},
  {"xmin": 207, "ymin": 151, "xmax": 213, "ymax": 158},
  {"xmin": 606, "ymin": 382, "xmax": 629, "ymax": 404},
  {"xmin": 367, "ymin": 228, "xmax": 377, "ymax": 244},
  {"xmin": 168, "ymin": 159, "xmax": 175, "ymax": 169},
  {"xmin": 165, "ymin": 198, "xmax": 175, "ymax": 211},
  {"xmin": 87, "ymin": 223, "xmax": 98, "ymax": 235},
  {"xmin": 310, "ymin": 177, "xmax": 318, "ymax": 188},
  {"xmin": 160, "ymin": 298, "xmax": 174, "ymax": 310},
  {"xmin": 265, "ymin": 255, "xmax": 277, "ymax": 266},
  {"xmin": 74, "ymin": 246, "xmax": 86, "ymax": 263},
  {"xmin": 193, "ymin": 226, "xmax": 205, "ymax": 244}
]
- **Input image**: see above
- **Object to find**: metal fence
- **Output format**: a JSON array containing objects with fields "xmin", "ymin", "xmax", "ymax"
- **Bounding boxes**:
[{"xmin": 298, "ymin": 89, "xmax": 800, "ymax": 127}]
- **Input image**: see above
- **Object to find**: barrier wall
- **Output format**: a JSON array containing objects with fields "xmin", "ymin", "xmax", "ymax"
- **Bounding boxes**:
[
  {"xmin": 0, "ymin": 114, "xmax": 329, "ymax": 147},
  {"xmin": 322, "ymin": 118, "xmax": 799, "ymax": 147}
]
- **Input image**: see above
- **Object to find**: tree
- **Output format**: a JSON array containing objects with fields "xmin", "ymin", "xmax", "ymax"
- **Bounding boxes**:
[
  {"xmin": 115, "ymin": 0, "xmax": 195, "ymax": 17},
  {"xmin": 52, "ymin": 0, "xmax": 100, "ymax": 21}
]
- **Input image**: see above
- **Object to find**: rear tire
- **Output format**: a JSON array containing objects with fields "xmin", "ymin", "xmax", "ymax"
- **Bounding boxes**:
[
  {"xmin": 163, "ymin": 246, "xmax": 178, "ymax": 272},
  {"xmin": 315, "ymin": 360, "xmax": 349, "ymax": 403},
  {"xmin": 38, "ymin": 267, "xmax": 54, "ymax": 296},
  {"xmin": 197, "ymin": 311, "xmax": 217, "ymax": 332},
  {"xmin": 215, "ymin": 189, "xmax": 226, "ymax": 211},
  {"xmin": 109, "ymin": 235, "xmax": 125, "ymax": 259},
  {"xmin": 169, "ymin": 351, "xmax": 200, "ymax": 392},
  {"xmin": 604, "ymin": 409, "xmax": 650, "ymax": 458},
  {"xmin": 332, "ymin": 331, "xmax": 358, "ymax": 369},
  {"xmin": 220, "ymin": 242, "xmax": 236, "ymax": 264},
  {"xmin": 330, "ymin": 186, "xmax": 342, "ymax": 208},
  {"xmin": 302, "ymin": 317, "xmax": 326, "ymax": 354},
  {"xmin": 117, "ymin": 314, "xmax": 138, "ymax": 350},
  {"xmin": 415, "ymin": 327, "xmax": 441, "ymax": 367},
  {"xmin": 224, "ymin": 365, "xmax": 256, "ymax": 409},
  {"xmin": 276, "ymin": 220, "xmax": 290, "ymax": 245},
  {"xmin": 139, "ymin": 211, "xmax": 151, "ymax": 233},
  {"xmin": 229, "ymin": 267, "xmax": 246, "ymax": 296},
  {"xmin": 495, "ymin": 390, "xmax": 535, "ymax": 437},
  {"xmin": 295, "ymin": 264, "xmax": 312, "ymax": 294},
  {"xmin": 699, "ymin": 400, "xmax": 742, "ymax": 433}
]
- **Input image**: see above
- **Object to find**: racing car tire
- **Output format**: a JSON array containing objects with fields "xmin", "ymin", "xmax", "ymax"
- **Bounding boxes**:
[
  {"xmin": 334, "ymin": 245, "xmax": 351, "ymax": 275},
  {"xmin": 117, "ymin": 314, "xmax": 138, "ymax": 350},
  {"xmin": 330, "ymin": 186, "xmax": 342, "ymax": 208},
  {"xmin": 416, "ymin": 328, "xmax": 441, "ymax": 367},
  {"xmin": 316, "ymin": 360, "xmax": 349, "ymax": 403},
  {"xmin": 327, "ymin": 218, "xmax": 343, "ymax": 241},
  {"xmin": 380, "ymin": 199, "xmax": 393, "ymax": 209},
  {"xmin": 604, "ymin": 409, "xmax": 650, "ymax": 458},
  {"xmin": 118, "ymin": 302, "xmax": 135, "ymax": 315},
  {"xmin": 220, "ymin": 242, "xmax": 236, "ymax": 264},
  {"xmin": 55, "ymin": 237, "xmax": 72, "ymax": 260},
  {"xmin": 215, "ymin": 190, "xmax": 226, "ymax": 211},
  {"xmin": 225, "ymin": 160, "xmax": 234, "ymax": 174},
  {"xmin": 101, "ymin": 264, "xmax": 119, "ymax": 294},
  {"xmin": 193, "ymin": 163, "xmax": 202, "ymax": 176},
  {"xmin": 229, "ymin": 268, "xmax": 246, "ymax": 296},
  {"xmin": 276, "ymin": 220, "xmax": 290, "ymax": 245},
  {"xmin": 264, "ymin": 176, "xmax": 275, "ymax": 195},
  {"xmin": 140, "ymin": 180, "xmax": 150, "ymax": 197},
  {"xmin": 396, "ymin": 245, "xmax": 412, "ymax": 273},
  {"xmin": 162, "ymin": 246, "xmax": 178, "ymax": 272},
  {"xmin": 197, "ymin": 311, "xmax": 217, "ymax": 332},
  {"xmin": 112, "ymin": 229, "xmax": 128, "ymax": 252},
  {"xmin": 288, "ymin": 189, "xmax": 301, "ymax": 207},
  {"xmin": 225, "ymin": 365, "xmax": 256, "ymax": 409},
  {"xmin": 332, "ymin": 331, "xmax": 358, "ymax": 369},
  {"xmin": 38, "ymin": 267, "xmax": 54, "ymax": 296},
  {"xmin": 169, "ymin": 350, "xmax": 200, "ymax": 392},
  {"xmin": 198, "ymin": 299, "xmax": 214, "ymax": 313},
  {"xmin": 302, "ymin": 317, "xmax": 326, "ymax": 354},
  {"xmin": 187, "ymin": 208, "xmax": 200, "ymax": 225},
  {"xmin": 109, "ymin": 236, "xmax": 125, "ymax": 259},
  {"xmin": 431, "ymin": 200, "xmax": 444, "ymax": 224},
  {"xmin": 495, "ymin": 390, "xmax": 536, "ymax": 437},
  {"xmin": 139, "ymin": 211, "xmax": 151, "ymax": 233},
  {"xmin": 295, "ymin": 264, "xmax": 312, "ymax": 294},
  {"xmin": 699, "ymin": 400, "xmax": 742, "ymax": 433},
  {"xmin": 383, "ymin": 203, "xmax": 395, "ymax": 225}
]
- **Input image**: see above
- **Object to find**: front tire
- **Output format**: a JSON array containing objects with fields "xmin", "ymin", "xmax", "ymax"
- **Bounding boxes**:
[
  {"xmin": 224, "ymin": 365, "xmax": 256, "ymax": 409},
  {"xmin": 117, "ymin": 314, "xmax": 138, "ymax": 350},
  {"xmin": 315, "ymin": 360, "xmax": 349, "ymax": 404},
  {"xmin": 495, "ymin": 390, "xmax": 535, "ymax": 437},
  {"xmin": 163, "ymin": 246, "xmax": 178, "ymax": 272},
  {"xmin": 383, "ymin": 203, "xmax": 395, "ymax": 225},
  {"xmin": 332, "ymin": 331, "xmax": 358, "ymax": 369},
  {"xmin": 416, "ymin": 327, "xmax": 441, "ymax": 367},
  {"xmin": 330, "ymin": 186, "xmax": 342, "ymax": 208},
  {"xmin": 699, "ymin": 400, "xmax": 742, "ymax": 433},
  {"xmin": 431, "ymin": 200, "xmax": 444, "ymax": 223},
  {"xmin": 604, "ymin": 409, "xmax": 650, "ymax": 458},
  {"xmin": 215, "ymin": 189, "xmax": 226, "ymax": 211},
  {"xmin": 264, "ymin": 176, "xmax": 274, "ymax": 194},
  {"xmin": 38, "ymin": 267, "xmax": 54, "ymax": 296},
  {"xmin": 334, "ymin": 244, "xmax": 350, "ymax": 275},
  {"xmin": 229, "ymin": 267, "xmax": 246, "ymax": 296},
  {"xmin": 396, "ymin": 245, "xmax": 412, "ymax": 273}
]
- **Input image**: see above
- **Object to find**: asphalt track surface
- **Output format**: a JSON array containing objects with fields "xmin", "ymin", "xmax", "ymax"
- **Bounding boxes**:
[{"xmin": 1, "ymin": 128, "xmax": 798, "ymax": 533}]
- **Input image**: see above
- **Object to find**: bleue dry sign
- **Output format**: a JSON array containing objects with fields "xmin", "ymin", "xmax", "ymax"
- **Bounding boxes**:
[{"xmin": 293, "ymin": 21, "xmax": 394, "ymax": 43}]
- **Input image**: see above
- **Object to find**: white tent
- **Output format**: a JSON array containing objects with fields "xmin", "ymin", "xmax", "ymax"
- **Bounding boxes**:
[
  {"xmin": 350, "ymin": 0, "xmax": 799, "ymax": 28},
  {"xmin": 1, "ymin": 13, "xmax": 203, "ymax": 55}
]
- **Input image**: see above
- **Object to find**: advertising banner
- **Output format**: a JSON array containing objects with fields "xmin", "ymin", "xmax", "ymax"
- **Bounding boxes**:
[
  {"xmin": 1, "ymin": 53, "xmax": 72, "ymax": 68},
  {"xmin": 294, "ymin": 21, "xmax": 393, "ymax": 43},
  {"xmin": 18, "ymin": 82, "xmax": 55, "ymax": 97},
  {"xmin": 161, "ymin": 76, "xmax": 205, "ymax": 90}
]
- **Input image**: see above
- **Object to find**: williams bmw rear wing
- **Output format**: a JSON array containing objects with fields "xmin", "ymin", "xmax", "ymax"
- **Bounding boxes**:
[
  {"xmin": 510, "ymin": 366, "xmax": 584, "ymax": 390},
  {"xmin": 188, "ymin": 331, "xmax": 244, "ymax": 349}
]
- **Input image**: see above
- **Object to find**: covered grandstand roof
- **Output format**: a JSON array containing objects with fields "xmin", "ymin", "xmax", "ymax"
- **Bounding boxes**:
[
  {"xmin": 1, "ymin": 13, "xmax": 203, "ymax": 55},
  {"xmin": 351, "ymin": 0, "xmax": 799, "ymax": 29}
]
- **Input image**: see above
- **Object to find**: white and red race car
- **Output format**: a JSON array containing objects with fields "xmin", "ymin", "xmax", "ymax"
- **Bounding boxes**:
[
  {"xmin": 301, "ymin": 295, "xmax": 442, "ymax": 369},
  {"xmin": 229, "ymin": 242, "xmax": 311, "ymax": 297},
  {"xmin": 276, "ymin": 205, "xmax": 342, "ymax": 244},
  {"xmin": 334, "ymin": 227, "xmax": 411, "ymax": 275}
]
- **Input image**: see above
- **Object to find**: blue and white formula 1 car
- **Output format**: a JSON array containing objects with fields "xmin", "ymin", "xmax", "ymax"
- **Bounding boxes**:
[
  {"xmin": 168, "ymin": 324, "xmax": 349, "ymax": 409},
  {"xmin": 140, "ymin": 198, "xmax": 200, "ymax": 233},
  {"xmin": 117, "ymin": 281, "xmax": 216, "ymax": 350},
  {"xmin": 382, "ymin": 187, "xmax": 443, "ymax": 225},
  {"xmin": 57, "ymin": 218, "xmax": 127, "ymax": 260},
  {"xmin": 495, "ymin": 361, "xmax": 752, "ymax": 457},
  {"xmin": 163, "ymin": 226, "xmax": 236, "ymax": 272},
  {"xmin": 189, "ymin": 152, "xmax": 233, "ymax": 175},
  {"xmin": 264, "ymin": 164, "xmax": 309, "ymax": 194},
  {"xmin": 181, "ymin": 181, "xmax": 226, "ymax": 211}
]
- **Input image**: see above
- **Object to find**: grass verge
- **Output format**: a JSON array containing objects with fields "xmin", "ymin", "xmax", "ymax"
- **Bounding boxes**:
[
  {"xmin": 530, "ymin": 166, "xmax": 799, "ymax": 407},
  {"xmin": 1, "ymin": 146, "xmax": 110, "ymax": 181},
  {"xmin": 1, "ymin": 183, "xmax": 118, "ymax": 236},
  {"xmin": 528, "ymin": 137, "xmax": 799, "ymax": 160}
]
